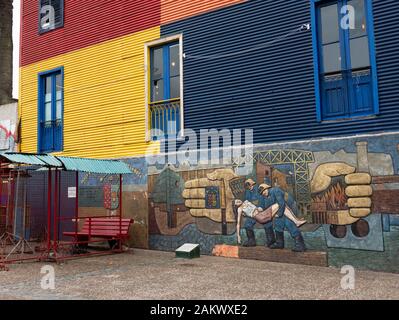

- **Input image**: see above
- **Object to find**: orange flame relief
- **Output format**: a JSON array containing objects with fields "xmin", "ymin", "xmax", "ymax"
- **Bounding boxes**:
[{"xmin": 312, "ymin": 183, "xmax": 348, "ymax": 210}]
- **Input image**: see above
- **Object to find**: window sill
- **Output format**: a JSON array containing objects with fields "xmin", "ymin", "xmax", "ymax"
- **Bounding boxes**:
[
  {"xmin": 38, "ymin": 26, "xmax": 64, "ymax": 35},
  {"xmin": 39, "ymin": 150, "xmax": 63, "ymax": 154},
  {"xmin": 148, "ymin": 135, "xmax": 186, "ymax": 143},
  {"xmin": 320, "ymin": 114, "xmax": 378, "ymax": 124}
]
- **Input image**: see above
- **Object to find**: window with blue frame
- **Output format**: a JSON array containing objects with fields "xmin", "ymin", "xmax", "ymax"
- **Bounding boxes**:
[
  {"xmin": 313, "ymin": 0, "xmax": 379, "ymax": 121},
  {"xmin": 39, "ymin": 0, "xmax": 64, "ymax": 33},
  {"xmin": 38, "ymin": 68, "xmax": 64, "ymax": 153},
  {"xmin": 149, "ymin": 40, "xmax": 182, "ymax": 140}
]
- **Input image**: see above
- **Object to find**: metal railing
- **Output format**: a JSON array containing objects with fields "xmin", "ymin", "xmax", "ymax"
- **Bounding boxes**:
[
  {"xmin": 150, "ymin": 100, "xmax": 181, "ymax": 139},
  {"xmin": 41, "ymin": 119, "xmax": 63, "ymax": 129}
]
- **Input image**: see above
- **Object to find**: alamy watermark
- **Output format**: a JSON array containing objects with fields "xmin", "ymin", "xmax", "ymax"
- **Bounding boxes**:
[
  {"xmin": 40, "ymin": 5, "xmax": 56, "ymax": 31},
  {"xmin": 145, "ymin": 125, "xmax": 254, "ymax": 172},
  {"xmin": 341, "ymin": 5, "xmax": 356, "ymax": 30},
  {"xmin": 340, "ymin": 265, "xmax": 356, "ymax": 290},
  {"xmin": 40, "ymin": 265, "xmax": 55, "ymax": 290}
]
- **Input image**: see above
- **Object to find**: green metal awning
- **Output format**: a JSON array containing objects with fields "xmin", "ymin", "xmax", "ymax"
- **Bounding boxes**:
[
  {"xmin": 35, "ymin": 155, "xmax": 64, "ymax": 167},
  {"xmin": 1, "ymin": 153, "xmax": 49, "ymax": 166},
  {"xmin": 0, "ymin": 153, "xmax": 132, "ymax": 175},
  {"xmin": 57, "ymin": 156, "xmax": 132, "ymax": 174}
]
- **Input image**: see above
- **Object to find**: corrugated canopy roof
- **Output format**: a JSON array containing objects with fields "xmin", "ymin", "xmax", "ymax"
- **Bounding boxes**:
[
  {"xmin": 36, "ymin": 155, "xmax": 64, "ymax": 167},
  {"xmin": 0, "ymin": 153, "xmax": 132, "ymax": 175},
  {"xmin": 57, "ymin": 156, "xmax": 132, "ymax": 174},
  {"xmin": 0, "ymin": 153, "xmax": 59, "ymax": 166}
]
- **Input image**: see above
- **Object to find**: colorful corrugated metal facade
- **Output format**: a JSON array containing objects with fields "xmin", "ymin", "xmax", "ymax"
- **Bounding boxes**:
[
  {"xmin": 18, "ymin": 0, "xmax": 399, "ymax": 272},
  {"xmin": 20, "ymin": 26, "xmax": 161, "ymax": 158},
  {"xmin": 19, "ymin": 0, "xmax": 245, "ymax": 158},
  {"xmin": 20, "ymin": 0, "xmax": 399, "ymax": 158}
]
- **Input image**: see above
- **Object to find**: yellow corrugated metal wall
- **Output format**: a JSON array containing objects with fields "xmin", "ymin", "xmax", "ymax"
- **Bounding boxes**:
[{"xmin": 19, "ymin": 26, "xmax": 161, "ymax": 159}]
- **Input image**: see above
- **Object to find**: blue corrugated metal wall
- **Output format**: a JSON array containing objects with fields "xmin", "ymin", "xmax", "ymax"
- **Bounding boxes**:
[{"xmin": 161, "ymin": 0, "xmax": 399, "ymax": 145}]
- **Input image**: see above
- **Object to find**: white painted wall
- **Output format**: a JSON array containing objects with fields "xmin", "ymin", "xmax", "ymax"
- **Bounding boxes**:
[{"xmin": 0, "ymin": 102, "xmax": 18, "ymax": 151}]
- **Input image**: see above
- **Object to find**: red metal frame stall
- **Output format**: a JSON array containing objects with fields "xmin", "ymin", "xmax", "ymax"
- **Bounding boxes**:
[
  {"xmin": 0, "ymin": 153, "xmax": 131, "ymax": 267},
  {"xmin": 0, "ymin": 162, "xmax": 42, "ymax": 264},
  {"xmin": 0, "ymin": 167, "xmax": 16, "ymax": 244},
  {"xmin": 50, "ymin": 173, "xmax": 126, "ymax": 263}
]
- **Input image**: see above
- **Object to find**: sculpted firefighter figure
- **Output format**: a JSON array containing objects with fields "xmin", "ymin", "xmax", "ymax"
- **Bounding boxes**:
[
  {"xmin": 235, "ymin": 179, "xmax": 307, "ymax": 252},
  {"xmin": 238, "ymin": 179, "xmax": 262, "ymax": 247},
  {"xmin": 258, "ymin": 184, "xmax": 307, "ymax": 252}
]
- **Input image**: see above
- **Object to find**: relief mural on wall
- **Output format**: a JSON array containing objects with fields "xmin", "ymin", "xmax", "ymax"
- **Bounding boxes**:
[
  {"xmin": 148, "ymin": 140, "xmax": 399, "ymax": 271},
  {"xmin": 149, "ymin": 166, "xmax": 194, "ymax": 236},
  {"xmin": 79, "ymin": 174, "xmax": 120, "ymax": 213}
]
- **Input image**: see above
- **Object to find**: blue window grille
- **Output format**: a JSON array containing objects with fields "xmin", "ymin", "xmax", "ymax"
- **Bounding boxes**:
[
  {"xmin": 311, "ymin": 0, "xmax": 379, "ymax": 121},
  {"xmin": 38, "ymin": 67, "xmax": 64, "ymax": 153},
  {"xmin": 39, "ymin": 0, "xmax": 64, "ymax": 33},
  {"xmin": 150, "ymin": 41, "xmax": 181, "ymax": 140}
]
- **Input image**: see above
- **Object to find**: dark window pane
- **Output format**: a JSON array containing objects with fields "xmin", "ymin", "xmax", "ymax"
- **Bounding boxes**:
[
  {"xmin": 169, "ymin": 44, "xmax": 180, "ymax": 77},
  {"xmin": 56, "ymin": 73, "xmax": 62, "ymax": 89},
  {"xmin": 350, "ymin": 36, "xmax": 370, "ymax": 69},
  {"xmin": 56, "ymin": 74, "xmax": 62, "ymax": 120},
  {"xmin": 56, "ymin": 101, "xmax": 62, "ymax": 121},
  {"xmin": 152, "ymin": 47, "xmax": 163, "ymax": 80},
  {"xmin": 50, "ymin": 0, "xmax": 63, "ymax": 24},
  {"xmin": 323, "ymin": 43, "xmax": 342, "ymax": 73},
  {"xmin": 40, "ymin": 0, "xmax": 50, "ymax": 8},
  {"xmin": 152, "ymin": 79, "xmax": 164, "ymax": 102},
  {"xmin": 150, "ymin": 42, "xmax": 181, "ymax": 102},
  {"xmin": 45, "ymin": 76, "xmax": 52, "ymax": 97},
  {"xmin": 320, "ymin": 4, "xmax": 339, "ymax": 44},
  {"xmin": 45, "ymin": 76, "xmax": 52, "ymax": 122},
  {"xmin": 45, "ymin": 102, "xmax": 52, "ymax": 122},
  {"xmin": 170, "ymin": 76, "xmax": 180, "ymax": 99},
  {"xmin": 40, "ymin": 0, "xmax": 63, "ymax": 32},
  {"xmin": 348, "ymin": 0, "xmax": 367, "ymax": 39}
]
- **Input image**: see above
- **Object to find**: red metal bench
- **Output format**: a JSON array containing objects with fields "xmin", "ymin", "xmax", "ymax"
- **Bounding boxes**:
[{"xmin": 64, "ymin": 218, "xmax": 134, "ymax": 249}]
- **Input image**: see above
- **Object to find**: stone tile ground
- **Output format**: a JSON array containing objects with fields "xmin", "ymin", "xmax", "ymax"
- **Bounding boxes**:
[{"xmin": 1, "ymin": 249, "xmax": 399, "ymax": 300}]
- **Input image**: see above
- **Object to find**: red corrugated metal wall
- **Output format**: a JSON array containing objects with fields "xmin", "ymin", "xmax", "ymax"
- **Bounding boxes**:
[{"xmin": 21, "ymin": 0, "xmax": 161, "ymax": 67}]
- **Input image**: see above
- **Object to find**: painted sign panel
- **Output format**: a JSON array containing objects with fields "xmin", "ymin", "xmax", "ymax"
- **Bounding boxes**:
[{"xmin": 68, "ymin": 187, "xmax": 77, "ymax": 199}]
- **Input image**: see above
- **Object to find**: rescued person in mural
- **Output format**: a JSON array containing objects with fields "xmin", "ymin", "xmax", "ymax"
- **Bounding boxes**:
[
  {"xmin": 235, "ymin": 179, "xmax": 307, "ymax": 252},
  {"xmin": 239, "ymin": 179, "xmax": 262, "ymax": 246}
]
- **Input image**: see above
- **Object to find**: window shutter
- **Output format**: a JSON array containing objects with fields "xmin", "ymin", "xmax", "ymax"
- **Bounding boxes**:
[
  {"xmin": 321, "ymin": 74, "xmax": 348, "ymax": 118},
  {"xmin": 348, "ymin": 71, "xmax": 373, "ymax": 115},
  {"xmin": 54, "ymin": 122, "xmax": 63, "ymax": 151},
  {"xmin": 42, "ymin": 124, "xmax": 54, "ymax": 152}
]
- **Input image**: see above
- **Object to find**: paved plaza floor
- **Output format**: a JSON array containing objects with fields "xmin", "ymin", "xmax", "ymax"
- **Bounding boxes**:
[{"xmin": 0, "ymin": 249, "xmax": 398, "ymax": 300}]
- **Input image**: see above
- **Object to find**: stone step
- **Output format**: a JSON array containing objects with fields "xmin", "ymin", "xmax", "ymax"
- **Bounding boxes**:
[{"xmin": 212, "ymin": 245, "xmax": 328, "ymax": 267}]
